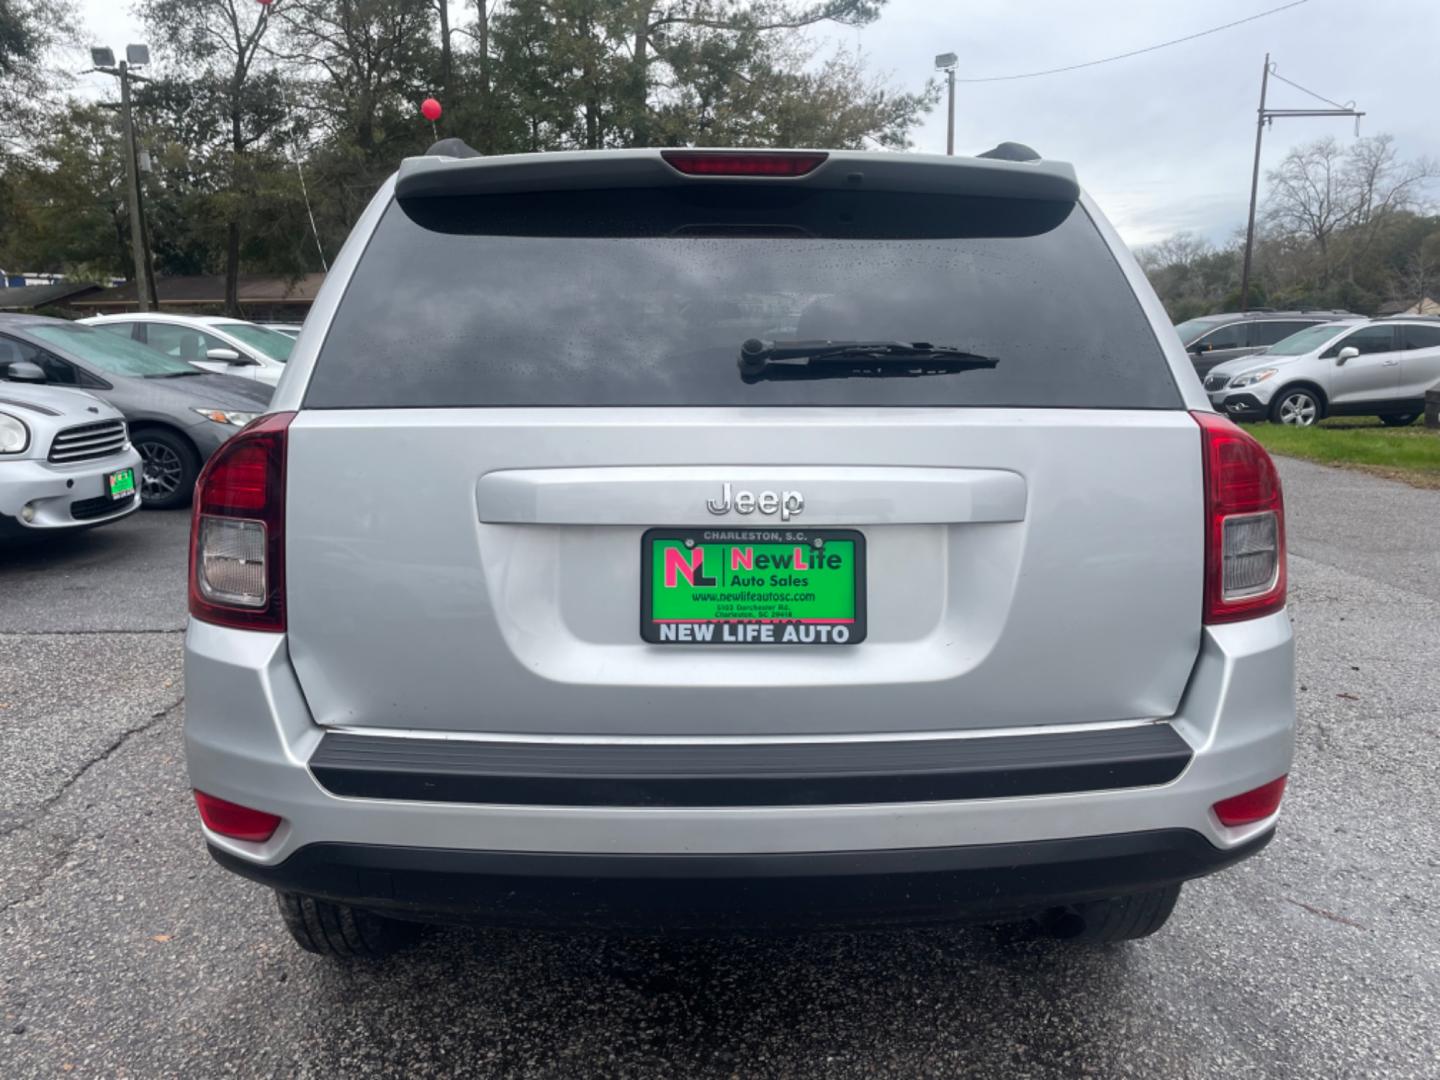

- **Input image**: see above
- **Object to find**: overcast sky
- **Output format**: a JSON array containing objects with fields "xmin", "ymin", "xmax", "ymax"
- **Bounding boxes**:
[{"xmin": 71, "ymin": 0, "xmax": 1440, "ymax": 249}]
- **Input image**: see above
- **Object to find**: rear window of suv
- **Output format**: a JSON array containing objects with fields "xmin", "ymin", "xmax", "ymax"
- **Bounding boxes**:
[{"xmin": 306, "ymin": 187, "xmax": 1180, "ymax": 409}]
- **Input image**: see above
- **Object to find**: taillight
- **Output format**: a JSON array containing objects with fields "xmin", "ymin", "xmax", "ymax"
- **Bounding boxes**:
[
  {"xmin": 1212, "ymin": 775, "xmax": 1287, "ymax": 826},
  {"xmin": 1193, "ymin": 411, "xmax": 1286, "ymax": 624},
  {"xmin": 189, "ymin": 412, "xmax": 295, "ymax": 632},
  {"xmin": 194, "ymin": 790, "xmax": 283, "ymax": 842},
  {"xmin": 660, "ymin": 150, "xmax": 828, "ymax": 177}
]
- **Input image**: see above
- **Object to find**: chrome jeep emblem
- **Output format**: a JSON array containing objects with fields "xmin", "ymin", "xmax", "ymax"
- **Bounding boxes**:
[{"xmin": 706, "ymin": 482, "xmax": 804, "ymax": 521}]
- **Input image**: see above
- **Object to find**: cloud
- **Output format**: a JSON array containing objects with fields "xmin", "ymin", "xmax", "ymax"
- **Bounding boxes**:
[
  {"xmin": 74, "ymin": 0, "xmax": 1439, "ymax": 249},
  {"xmin": 823, "ymin": 0, "xmax": 1439, "ymax": 245}
]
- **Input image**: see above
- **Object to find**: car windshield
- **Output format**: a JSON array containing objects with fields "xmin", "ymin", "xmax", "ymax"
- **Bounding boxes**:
[
  {"xmin": 1172, "ymin": 318, "xmax": 1224, "ymax": 345},
  {"xmin": 27, "ymin": 323, "xmax": 200, "ymax": 377},
  {"xmin": 222, "ymin": 323, "xmax": 295, "ymax": 361},
  {"xmin": 1263, "ymin": 323, "xmax": 1355, "ymax": 356}
]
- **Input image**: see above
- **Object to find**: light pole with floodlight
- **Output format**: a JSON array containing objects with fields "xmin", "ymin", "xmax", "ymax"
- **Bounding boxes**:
[
  {"xmin": 89, "ymin": 45, "xmax": 156, "ymax": 311},
  {"xmin": 935, "ymin": 52, "xmax": 958, "ymax": 156}
]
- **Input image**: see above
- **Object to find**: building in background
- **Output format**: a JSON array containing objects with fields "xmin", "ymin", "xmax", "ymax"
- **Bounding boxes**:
[
  {"xmin": 71, "ymin": 274, "xmax": 326, "ymax": 322},
  {"xmin": 1377, "ymin": 296, "xmax": 1440, "ymax": 317},
  {"xmin": 0, "ymin": 282, "xmax": 105, "ymax": 312}
]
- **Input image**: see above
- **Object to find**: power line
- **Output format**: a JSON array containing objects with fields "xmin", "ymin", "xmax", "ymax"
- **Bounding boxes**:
[{"xmin": 955, "ymin": 0, "xmax": 1310, "ymax": 83}]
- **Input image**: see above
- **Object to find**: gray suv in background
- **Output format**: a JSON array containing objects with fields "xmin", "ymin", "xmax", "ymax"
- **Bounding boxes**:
[
  {"xmin": 1175, "ymin": 310, "xmax": 1353, "ymax": 377},
  {"xmin": 184, "ymin": 146, "xmax": 1295, "ymax": 957}
]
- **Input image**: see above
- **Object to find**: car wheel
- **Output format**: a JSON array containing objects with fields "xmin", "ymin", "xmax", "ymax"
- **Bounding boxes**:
[
  {"xmin": 1038, "ymin": 884, "xmax": 1182, "ymax": 944},
  {"xmin": 1379, "ymin": 413, "xmax": 1418, "ymax": 427},
  {"xmin": 1271, "ymin": 388, "xmax": 1321, "ymax": 426},
  {"xmin": 275, "ymin": 890, "xmax": 421, "ymax": 958},
  {"xmin": 132, "ymin": 429, "xmax": 199, "ymax": 509}
]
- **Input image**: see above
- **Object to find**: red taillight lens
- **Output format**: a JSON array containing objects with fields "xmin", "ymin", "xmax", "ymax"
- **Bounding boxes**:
[
  {"xmin": 1193, "ymin": 411, "xmax": 1286, "ymax": 624},
  {"xmin": 660, "ymin": 150, "xmax": 828, "ymax": 177},
  {"xmin": 189, "ymin": 411, "xmax": 294, "ymax": 632},
  {"xmin": 193, "ymin": 790, "xmax": 283, "ymax": 842},
  {"xmin": 1212, "ymin": 775, "xmax": 1287, "ymax": 826}
]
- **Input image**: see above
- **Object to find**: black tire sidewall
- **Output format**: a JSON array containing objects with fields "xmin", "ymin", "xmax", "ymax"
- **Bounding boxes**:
[{"xmin": 132, "ymin": 429, "xmax": 199, "ymax": 510}]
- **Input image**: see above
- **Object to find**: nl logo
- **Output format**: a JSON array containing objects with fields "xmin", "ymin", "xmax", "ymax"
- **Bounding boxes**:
[{"xmin": 663, "ymin": 543, "xmax": 823, "ymax": 588}]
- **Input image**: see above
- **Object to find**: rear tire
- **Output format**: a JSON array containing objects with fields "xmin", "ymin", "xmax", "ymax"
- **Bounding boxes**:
[
  {"xmin": 1380, "ymin": 413, "xmax": 1418, "ymax": 427},
  {"xmin": 1270, "ymin": 387, "xmax": 1321, "ymax": 427},
  {"xmin": 275, "ymin": 890, "xmax": 420, "ymax": 958},
  {"xmin": 1040, "ymin": 884, "xmax": 1182, "ymax": 943}
]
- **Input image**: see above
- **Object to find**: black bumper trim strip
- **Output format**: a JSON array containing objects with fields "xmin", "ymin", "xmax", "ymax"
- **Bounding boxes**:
[{"xmin": 307, "ymin": 724, "xmax": 1193, "ymax": 807}]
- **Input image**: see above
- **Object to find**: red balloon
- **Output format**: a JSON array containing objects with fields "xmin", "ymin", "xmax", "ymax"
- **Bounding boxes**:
[
  {"xmin": 256, "ymin": 0, "xmax": 274, "ymax": 6},
  {"xmin": 421, "ymin": 98, "xmax": 442, "ymax": 122}
]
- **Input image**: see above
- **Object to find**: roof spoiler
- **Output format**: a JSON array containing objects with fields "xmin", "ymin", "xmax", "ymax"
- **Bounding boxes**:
[{"xmin": 396, "ymin": 145, "xmax": 1079, "ymax": 203}]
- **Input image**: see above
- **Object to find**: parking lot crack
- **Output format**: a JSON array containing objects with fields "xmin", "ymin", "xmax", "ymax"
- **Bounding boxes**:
[
  {"xmin": 1, "ymin": 832, "xmax": 80, "ymax": 912},
  {"xmin": 0, "ymin": 695, "xmax": 185, "ymax": 842},
  {"xmin": 1283, "ymin": 896, "xmax": 1368, "ymax": 930}
]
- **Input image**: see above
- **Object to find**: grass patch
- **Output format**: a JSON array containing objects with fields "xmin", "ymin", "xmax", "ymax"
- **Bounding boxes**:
[{"xmin": 1245, "ymin": 417, "xmax": 1440, "ymax": 488}]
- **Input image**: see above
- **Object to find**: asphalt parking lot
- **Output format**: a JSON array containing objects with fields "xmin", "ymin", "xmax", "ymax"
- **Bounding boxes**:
[{"xmin": 2, "ymin": 458, "xmax": 1438, "ymax": 1079}]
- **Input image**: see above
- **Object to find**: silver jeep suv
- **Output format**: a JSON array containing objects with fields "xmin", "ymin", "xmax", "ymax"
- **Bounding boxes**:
[{"xmin": 184, "ymin": 146, "xmax": 1295, "ymax": 955}]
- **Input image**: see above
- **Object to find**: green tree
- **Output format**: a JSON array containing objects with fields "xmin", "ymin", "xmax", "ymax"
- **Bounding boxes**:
[
  {"xmin": 0, "ymin": 103, "xmax": 130, "ymax": 278},
  {"xmin": 135, "ymin": 72, "xmax": 314, "ymax": 279},
  {"xmin": 483, "ymin": 0, "xmax": 932, "ymax": 152},
  {"xmin": 273, "ymin": 0, "xmax": 438, "ymax": 162},
  {"xmin": 0, "ymin": 0, "xmax": 76, "ymax": 156},
  {"xmin": 269, "ymin": 0, "xmax": 442, "ymax": 234},
  {"xmin": 137, "ymin": 0, "xmax": 287, "ymax": 313}
]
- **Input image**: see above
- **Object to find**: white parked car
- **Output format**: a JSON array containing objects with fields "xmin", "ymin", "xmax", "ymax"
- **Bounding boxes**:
[
  {"xmin": 0, "ymin": 362, "xmax": 141, "ymax": 539},
  {"xmin": 80, "ymin": 314, "xmax": 294, "ymax": 387},
  {"xmin": 1205, "ymin": 317, "xmax": 1440, "ymax": 426}
]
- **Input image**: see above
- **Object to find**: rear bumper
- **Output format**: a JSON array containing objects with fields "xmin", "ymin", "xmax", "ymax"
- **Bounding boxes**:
[
  {"xmin": 184, "ymin": 610, "xmax": 1294, "ymax": 924},
  {"xmin": 209, "ymin": 828, "xmax": 1272, "ymax": 929}
]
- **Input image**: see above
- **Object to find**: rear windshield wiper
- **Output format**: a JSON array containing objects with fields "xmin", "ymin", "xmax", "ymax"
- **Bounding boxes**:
[
  {"xmin": 145, "ymin": 370, "xmax": 205, "ymax": 378},
  {"xmin": 738, "ymin": 338, "xmax": 999, "ymax": 382}
]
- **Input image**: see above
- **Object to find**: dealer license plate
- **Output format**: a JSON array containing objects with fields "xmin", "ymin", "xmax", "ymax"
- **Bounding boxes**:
[
  {"xmin": 106, "ymin": 467, "xmax": 136, "ymax": 500},
  {"xmin": 641, "ymin": 528, "xmax": 866, "ymax": 645}
]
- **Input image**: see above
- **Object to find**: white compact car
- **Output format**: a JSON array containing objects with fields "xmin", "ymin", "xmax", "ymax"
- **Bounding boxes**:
[
  {"xmin": 0, "ymin": 368, "xmax": 142, "ymax": 539},
  {"xmin": 1206, "ymin": 317, "xmax": 1440, "ymax": 426},
  {"xmin": 81, "ymin": 314, "xmax": 295, "ymax": 387}
]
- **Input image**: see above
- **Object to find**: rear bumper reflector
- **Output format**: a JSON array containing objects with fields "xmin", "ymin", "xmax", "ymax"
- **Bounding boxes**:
[
  {"xmin": 1212, "ymin": 775, "xmax": 1287, "ymax": 826},
  {"xmin": 307, "ymin": 724, "xmax": 1193, "ymax": 808},
  {"xmin": 194, "ymin": 790, "xmax": 283, "ymax": 842}
]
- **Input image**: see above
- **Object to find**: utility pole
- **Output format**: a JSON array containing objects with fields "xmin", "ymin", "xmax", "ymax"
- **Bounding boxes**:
[
  {"xmin": 90, "ymin": 46, "xmax": 156, "ymax": 312},
  {"xmin": 1238, "ymin": 54, "xmax": 1363, "ymax": 312},
  {"xmin": 936, "ymin": 52, "xmax": 958, "ymax": 156},
  {"xmin": 1238, "ymin": 54, "xmax": 1271, "ymax": 315}
]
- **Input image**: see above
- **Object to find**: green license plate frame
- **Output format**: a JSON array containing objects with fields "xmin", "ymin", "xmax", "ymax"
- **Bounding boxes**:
[
  {"xmin": 641, "ymin": 527, "xmax": 866, "ymax": 645},
  {"xmin": 106, "ymin": 467, "xmax": 136, "ymax": 500}
]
